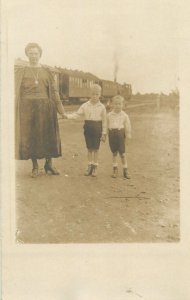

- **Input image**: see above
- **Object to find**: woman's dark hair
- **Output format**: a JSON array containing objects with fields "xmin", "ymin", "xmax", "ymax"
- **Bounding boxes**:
[{"xmin": 25, "ymin": 43, "xmax": 42, "ymax": 56}]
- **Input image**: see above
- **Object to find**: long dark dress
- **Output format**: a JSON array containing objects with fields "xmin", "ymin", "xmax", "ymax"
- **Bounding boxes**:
[{"xmin": 19, "ymin": 67, "xmax": 61, "ymax": 159}]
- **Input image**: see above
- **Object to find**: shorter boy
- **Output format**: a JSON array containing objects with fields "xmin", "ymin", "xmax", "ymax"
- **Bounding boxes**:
[
  {"xmin": 63, "ymin": 84, "xmax": 107, "ymax": 177},
  {"xmin": 107, "ymin": 95, "xmax": 131, "ymax": 179}
]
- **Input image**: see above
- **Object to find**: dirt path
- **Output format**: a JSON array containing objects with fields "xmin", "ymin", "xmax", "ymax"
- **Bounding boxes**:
[{"xmin": 16, "ymin": 109, "xmax": 180, "ymax": 243}]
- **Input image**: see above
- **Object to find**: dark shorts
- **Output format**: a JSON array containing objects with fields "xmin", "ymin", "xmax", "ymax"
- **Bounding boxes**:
[
  {"xmin": 83, "ymin": 120, "xmax": 102, "ymax": 150},
  {"xmin": 108, "ymin": 128, "xmax": 126, "ymax": 155}
]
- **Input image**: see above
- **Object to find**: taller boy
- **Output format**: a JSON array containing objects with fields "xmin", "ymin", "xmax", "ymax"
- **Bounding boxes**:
[{"xmin": 65, "ymin": 84, "xmax": 107, "ymax": 177}]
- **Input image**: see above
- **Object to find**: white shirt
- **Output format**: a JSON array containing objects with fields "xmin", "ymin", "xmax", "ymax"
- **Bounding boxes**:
[
  {"xmin": 67, "ymin": 100, "xmax": 107, "ymax": 134},
  {"xmin": 107, "ymin": 110, "xmax": 131, "ymax": 135}
]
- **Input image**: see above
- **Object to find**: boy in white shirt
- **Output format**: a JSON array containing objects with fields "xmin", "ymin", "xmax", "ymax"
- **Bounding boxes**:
[
  {"xmin": 107, "ymin": 95, "xmax": 131, "ymax": 179},
  {"xmin": 63, "ymin": 84, "xmax": 107, "ymax": 177}
]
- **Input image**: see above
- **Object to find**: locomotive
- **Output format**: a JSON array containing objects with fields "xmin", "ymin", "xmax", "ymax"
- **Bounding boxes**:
[{"xmin": 15, "ymin": 59, "xmax": 132, "ymax": 104}]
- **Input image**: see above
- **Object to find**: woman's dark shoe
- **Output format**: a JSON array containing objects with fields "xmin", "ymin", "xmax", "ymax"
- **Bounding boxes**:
[
  {"xmin": 84, "ymin": 164, "xmax": 93, "ymax": 176},
  {"xmin": 31, "ymin": 168, "xmax": 38, "ymax": 178},
  {"xmin": 44, "ymin": 162, "xmax": 60, "ymax": 175}
]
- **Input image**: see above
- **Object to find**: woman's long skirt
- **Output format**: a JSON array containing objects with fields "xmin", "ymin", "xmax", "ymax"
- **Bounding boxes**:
[{"xmin": 19, "ymin": 98, "xmax": 62, "ymax": 160}]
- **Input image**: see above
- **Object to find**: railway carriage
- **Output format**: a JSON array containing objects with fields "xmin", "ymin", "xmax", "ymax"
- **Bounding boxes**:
[
  {"xmin": 58, "ymin": 68, "xmax": 132, "ymax": 104},
  {"xmin": 58, "ymin": 68, "xmax": 100, "ymax": 103}
]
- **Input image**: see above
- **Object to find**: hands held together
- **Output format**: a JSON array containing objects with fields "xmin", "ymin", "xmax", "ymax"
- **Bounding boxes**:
[{"xmin": 61, "ymin": 113, "xmax": 68, "ymax": 119}]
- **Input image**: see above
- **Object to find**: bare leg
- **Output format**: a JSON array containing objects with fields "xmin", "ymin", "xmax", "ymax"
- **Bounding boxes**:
[
  {"xmin": 87, "ymin": 150, "xmax": 93, "ymax": 164},
  {"xmin": 84, "ymin": 150, "xmax": 93, "ymax": 176},
  {"xmin": 120, "ymin": 153, "xmax": 127, "ymax": 168},
  {"xmin": 112, "ymin": 152, "xmax": 118, "ymax": 178},
  {"xmin": 112, "ymin": 152, "xmax": 118, "ymax": 166},
  {"xmin": 120, "ymin": 153, "xmax": 130, "ymax": 179},
  {"xmin": 91, "ymin": 150, "xmax": 99, "ymax": 177}
]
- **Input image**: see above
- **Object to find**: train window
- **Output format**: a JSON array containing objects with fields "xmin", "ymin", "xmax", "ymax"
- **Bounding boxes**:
[
  {"xmin": 82, "ymin": 79, "xmax": 87, "ymax": 87},
  {"xmin": 72, "ymin": 77, "xmax": 75, "ymax": 85},
  {"xmin": 79, "ymin": 78, "xmax": 82, "ymax": 88}
]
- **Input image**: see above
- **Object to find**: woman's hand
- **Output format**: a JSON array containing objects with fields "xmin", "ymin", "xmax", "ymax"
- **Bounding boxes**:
[{"xmin": 61, "ymin": 113, "xmax": 68, "ymax": 119}]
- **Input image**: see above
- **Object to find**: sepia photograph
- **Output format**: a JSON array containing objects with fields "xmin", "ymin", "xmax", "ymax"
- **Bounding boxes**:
[
  {"xmin": 12, "ymin": 0, "xmax": 180, "ymax": 244},
  {"xmin": 2, "ymin": 0, "xmax": 190, "ymax": 299}
]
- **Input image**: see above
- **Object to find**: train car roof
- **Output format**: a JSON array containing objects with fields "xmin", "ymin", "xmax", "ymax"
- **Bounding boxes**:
[
  {"xmin": 101, "ymin": 79, "xmax": 131, "ymax": 87},
  {"xmin": 58, "ymin": 67, "xmax": 99, "ymax": 80},
  {"xmin": 101, "ymin": 79, "xmax": 119, "ymax": 84}
]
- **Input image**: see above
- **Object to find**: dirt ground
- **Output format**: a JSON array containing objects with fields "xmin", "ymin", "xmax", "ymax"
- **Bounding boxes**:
[{"xmin": 16, "ymin": 106, "xmax": 180, "ymax": 243}]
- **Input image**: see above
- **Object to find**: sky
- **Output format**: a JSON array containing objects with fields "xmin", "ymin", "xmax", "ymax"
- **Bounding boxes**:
[{"xmin": 6, "ymin": 0, "xmax": 179, "ymax": 93}]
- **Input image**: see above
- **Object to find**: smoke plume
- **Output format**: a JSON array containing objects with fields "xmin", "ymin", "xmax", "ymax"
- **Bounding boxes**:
[{"xmin": 113, "ymin": 50, "xmax": 119, "ymax": 83}]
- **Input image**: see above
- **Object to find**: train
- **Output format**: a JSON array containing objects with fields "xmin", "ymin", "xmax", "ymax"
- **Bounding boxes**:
[
  {"xmin": 15, "ymin": 59, "xmax": 132, "ymax": 105},
  {"xmin": 57, "ymin": 67, "xmax": 132, "ymax": 104}
]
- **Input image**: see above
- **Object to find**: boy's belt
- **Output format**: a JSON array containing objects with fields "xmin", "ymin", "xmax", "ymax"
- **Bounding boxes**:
[
  {"xmin": 85, "ymin": 120, "xmax": 102, "ymax": 123},
  {"xmin": 109, "ymin": 128, "xmax": 124, "ymax": 130}
]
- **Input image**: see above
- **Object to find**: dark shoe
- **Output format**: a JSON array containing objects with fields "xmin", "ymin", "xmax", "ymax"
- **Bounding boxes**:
[
  {"xmin": 84, "ymin": 164, "xmax": 93, "ymax": 176},
  {"xmin": 31, "ymin": 168, "xmax": 38, "ymax": 178},
  {"xmin": 91, "ymin": 165, "xmax": 98, "ymax": 177},
  {"xmin": 44, "ymin": 162, "xmax": 60, "ymax": 175},
  {"xmin": 123, "ymin": 168, "xmax": 130, "ymax": 179},
  {"xmin": 112, "ymin": 166, "xmax": 118, "ymax": 178}
]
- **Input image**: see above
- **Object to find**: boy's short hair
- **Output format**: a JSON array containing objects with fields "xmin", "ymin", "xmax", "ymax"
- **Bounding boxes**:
[
  {"xmin": 112, "ymin": 95, "xmax": 124, "ymax": 103},
  {"xmin": 91, "ymin": 84, "xmax": 102, "ymax": 91}
]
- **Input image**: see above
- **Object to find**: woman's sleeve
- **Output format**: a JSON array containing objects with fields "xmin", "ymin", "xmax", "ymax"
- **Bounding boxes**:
[{"xmin": 48, "ymin": 70, "xmax": 65, "ymax": 115}]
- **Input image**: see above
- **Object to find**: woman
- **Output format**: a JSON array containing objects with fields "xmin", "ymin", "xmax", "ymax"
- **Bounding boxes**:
[{"xmin": 15, "ymin": 43, "xmax": 65, "ymax": 177}]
